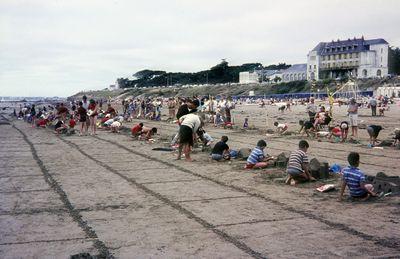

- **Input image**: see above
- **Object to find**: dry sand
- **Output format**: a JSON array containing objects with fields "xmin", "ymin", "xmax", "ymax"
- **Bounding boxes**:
[{"xmin": 0, "ymin": 101, "xmax": 399, "ymax": 258}]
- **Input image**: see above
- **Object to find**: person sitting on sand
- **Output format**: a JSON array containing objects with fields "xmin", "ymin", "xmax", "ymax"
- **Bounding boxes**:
[
  {"xmin": 338, "ymin": 152, "xmax": 378, "ymax": 202},
  {"xmin": 211, "ymin": 136, "xmax": 230, "ymax": 161},
  {"xmin": 274, "ymin": 121, "xmax": 288, "ymax": 134},
  {"xmin": 366, "ymin": 125, "xmax": 383, "ymax": 146},
  {"xmin": 105, "ymin": 103, "xmax": 117, "ymax": 118},
  {"xmin": 340, "ymin": 121, "xmax": 349, "ymax": 142},
  {"xmin": 285, "ymin": 140, "xmax": 316, "ymax": 185},
  {"xmin": 243, "ymin": 118, "xmax": 249, "ymax": 129},
  {"xmin": 36, "ymin": 115, "xmax": 48, "ymax": 128},
  {"xmin": 54, "ymin": 119, "xmax": 68, "ymax": 134},
  {"xmin": 393, "ymin": 128, "xmax": 400, "ymax": 147},
  {"xmin": 110, "ymin": 118, "xmax": 122, "ymax": 133},
  {"xmin": 131, "ymin": 122, "xmax": 144, "ymax": 137},
  {"xmin": 244, "ymin": 140, "xmax": 273, "ymax": 169},
  {"xmin": 328, "ymin": 124, "xmax": 342, "ymax": 142},
  {"xmin": 197, "ymin": 128, "xmax": 213, "ymax": 147},
  {"xmin": 313, "ymin": 106, "xmax": 327, "ymax": 128},
  {"xmin": 139, "ymin": 127, "xmax": 158, "ymax": 140}
]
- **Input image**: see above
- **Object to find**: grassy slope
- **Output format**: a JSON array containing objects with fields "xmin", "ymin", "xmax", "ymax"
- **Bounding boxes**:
[{"xmin": 70, "ymin": 77, "xmax": 400, "ymax": 100}]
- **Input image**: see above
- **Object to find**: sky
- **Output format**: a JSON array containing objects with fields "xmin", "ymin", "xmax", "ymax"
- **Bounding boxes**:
[{"xmin": 1, "ymin": 0, "xmax": 399, "ymax": 97}]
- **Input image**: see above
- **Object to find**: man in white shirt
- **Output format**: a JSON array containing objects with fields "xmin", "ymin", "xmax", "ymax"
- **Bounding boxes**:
[{"xmin": 177, "ymin": 113, "xmax": 201, "ymax": 162}]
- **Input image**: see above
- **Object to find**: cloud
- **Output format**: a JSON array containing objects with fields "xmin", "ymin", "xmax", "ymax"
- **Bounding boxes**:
[{"xmin": 0, "ymin": 0, "xmax": 399, "ymax": 96}]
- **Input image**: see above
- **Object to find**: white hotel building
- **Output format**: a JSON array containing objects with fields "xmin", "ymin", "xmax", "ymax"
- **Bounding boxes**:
[{"xmin": 307, "ymin": 37, "xmax": 389, "ymax": 81}]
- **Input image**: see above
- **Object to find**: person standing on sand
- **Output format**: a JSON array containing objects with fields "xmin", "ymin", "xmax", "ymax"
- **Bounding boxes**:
[
  {"xmin": 177, "ymin": 113, "xmax": 201, "ymax": 162},
  {"xmin": 82, "ymin": 95, "xmax": 90, "ymax": 132},
  {"xmin": 347, "ymin": 98, "xmax": 358, "ymax": 138},
  {"xmin": 369, "ymin": 96, "xmax": 377, "ymax": 116},
  {"xmin": 167, "ymin": 98, "xmax": 176, "ymax": 120},
  {"xmin": 306, "ymin": 97, "xmax": 317, "ymax": 123},
  {"xmin": 87, "ymin": 99, "xmax": 98, "ymax": 135},
  {"xmin": 77, "ymin": 101, "xmax": 87, "ymax": 136},
  {"xmin": 30, "ymin": 104, "xmax": 37, "ymax": 127}
]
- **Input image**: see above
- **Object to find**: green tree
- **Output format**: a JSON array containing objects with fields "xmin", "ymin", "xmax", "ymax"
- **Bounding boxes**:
[
  {"xmin": 388, "ymin": 47, "xmax": 400, "ymax": 75},
  {"xmin": 273, "ymin": 76, "xmax": 281, "ymax": 83}
]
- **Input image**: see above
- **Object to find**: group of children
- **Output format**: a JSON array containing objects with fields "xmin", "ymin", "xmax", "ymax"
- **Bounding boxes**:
[{"xmin": 209, "ymin": 134, "xmax": 380, "ymax": 201}]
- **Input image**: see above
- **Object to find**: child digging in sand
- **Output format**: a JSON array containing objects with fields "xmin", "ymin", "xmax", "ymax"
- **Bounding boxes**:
[
  {"xmin": 286, "ymin": 140, "xmax": 316, "ymax": 185},
  {"xmin": 338, "ymin": 152, "xmax": 378, "ymax": 201},
  {"xmin": 274, "ymin": 121, "xmax": 288, "ymax": 134},
  {"xmin": 244, "ymin": 140, "xmax": 273, "ymax": 169},
  {"xmin": 211, "ymin": 136, "xmax": 230, "ymax": 161}
]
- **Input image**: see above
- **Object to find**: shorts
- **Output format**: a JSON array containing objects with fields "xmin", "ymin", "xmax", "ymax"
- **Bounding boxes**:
[
  {"xmin": 287, "ymin": 168, "xmax": 304, "ymax": 176},
  {"xmin": 179, "ymin": 125, "xmax": 194, "ymax": 146},
  {"xmin": 211, "ymin": 154, "xmax": 223, "ymax": 161},
  {"xmin": 348, "ymin": 113, "xmax": 358, "ymax": 127},
  {"xmin": 367, "ymin": 126, "xmax": 374, "ymax": 137}
]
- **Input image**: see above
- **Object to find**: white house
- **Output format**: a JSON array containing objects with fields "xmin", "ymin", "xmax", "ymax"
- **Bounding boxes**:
[
  {"xmin": 307, "ymin": 37, "xmax": 389, "ymax": 81},
  {"xmin": 281, "ymin": 64, "xmax": 307, "ymax": 82},
  {"xmin": 239, "ymin": 72, "xmax": 259, "ymax": 84}
]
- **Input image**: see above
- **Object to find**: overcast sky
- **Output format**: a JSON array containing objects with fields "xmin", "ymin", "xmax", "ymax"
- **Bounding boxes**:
[{"xmin": 1, "ymin": 0, "xmax": 399, "ymax": 97}]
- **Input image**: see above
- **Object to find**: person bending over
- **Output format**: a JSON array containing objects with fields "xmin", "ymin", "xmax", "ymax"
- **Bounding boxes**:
[
  {"xmin": 274, "ymin": 121, "xmax": 288, "ymax": 134},
  {"xmin": 286, "ymin": 140, "xmax": 315, "ymax": 185},
  {"xmin": 131, "ymin": 122, "xmax": 144, "ymax": 137},
  {"xmin": 366, "ymin": 125, "xmax": 383, "ymax": 146}
]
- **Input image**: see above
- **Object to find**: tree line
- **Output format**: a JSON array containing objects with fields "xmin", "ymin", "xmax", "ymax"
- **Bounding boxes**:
[{"xmin": 116, "ymin": 60, "xmax": 290, "ymax": 88}]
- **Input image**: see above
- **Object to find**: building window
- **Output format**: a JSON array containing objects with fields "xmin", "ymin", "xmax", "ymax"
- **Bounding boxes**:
[
  {"xmin": 381, "ymin": 48, "xmax": 383, "ymax": 53},
  {"xmin": 363, "ymin": 69, "xmax": 368, "ymax": 77},
  {"xmin": 381, "ymin": 57, "xmax": 383, "ymax": 63},
  {"xmin": 377, "ymin": 69, "xmax": 382, "ymax": 77},
  {"xmin": 309, "ymin": 65, "xmax": 311, "ymax": 70},
  {"xmin": 314, "ymin": 65, "xmax": 316, "ymax": 69}
]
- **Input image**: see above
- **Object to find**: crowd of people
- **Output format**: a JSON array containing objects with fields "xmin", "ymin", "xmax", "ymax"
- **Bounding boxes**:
[{"xmin": 13, "ymin": 93, "xmax": 399, "ymax": 202}]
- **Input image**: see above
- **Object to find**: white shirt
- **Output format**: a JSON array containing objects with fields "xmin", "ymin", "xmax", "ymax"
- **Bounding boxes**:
[{"xmin": 179, "ymin": 113, "xmax": 201, "ymax": 133}]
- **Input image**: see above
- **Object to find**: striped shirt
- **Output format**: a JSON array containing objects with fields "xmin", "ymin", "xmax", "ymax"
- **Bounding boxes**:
[
  {"xmin": 246, "ymin": 147, "xmax": 265, "ymax": 165},
  {"xmin": 342, "ymin": 166, "xmax": 367, "ymax": 197},
  {"xmin": 287, "ymin": 149, "xmax": 309, "ymax": 172}
]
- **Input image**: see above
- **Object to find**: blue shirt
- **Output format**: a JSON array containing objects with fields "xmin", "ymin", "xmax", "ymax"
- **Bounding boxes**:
[
  {"xmin": 247, "ymin": 147, "xmax": 265, "ymax": 164},
  {"xmin": 342, "ymin": 166, "xmax": 367, "ymax": 197}
]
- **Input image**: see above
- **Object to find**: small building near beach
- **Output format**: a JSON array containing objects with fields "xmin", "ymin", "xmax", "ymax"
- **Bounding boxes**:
[{"xmin": 281, "ymin": 64, "xmax": 307, "ymax": 82}]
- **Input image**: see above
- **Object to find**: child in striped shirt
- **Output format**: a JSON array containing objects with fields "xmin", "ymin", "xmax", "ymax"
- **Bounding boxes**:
[
  {"xmin": 286, "ymin": 140, "xmax": 315, "ymax": 185},
  {"xmin": 338, "ymin": 152, "xmax": 377, "ymax": 201},
  {"xmin": 244, "ymin": 140, "xmax": 273, "ymax": 169}
]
